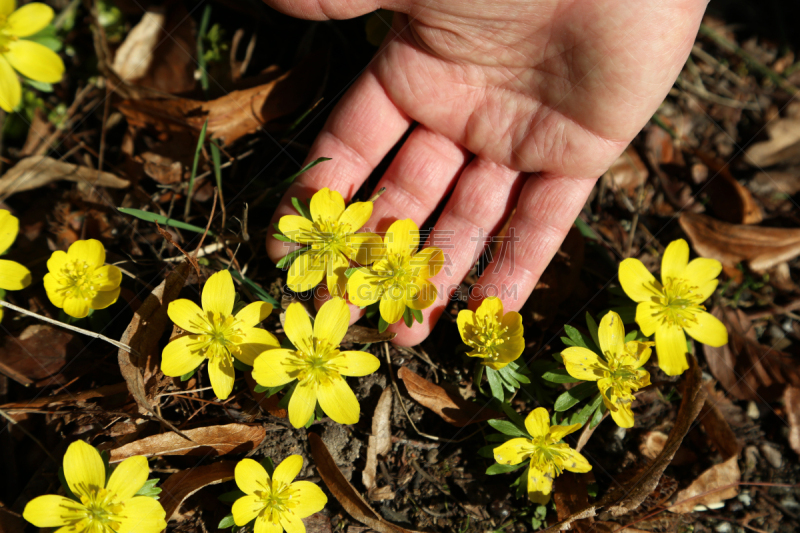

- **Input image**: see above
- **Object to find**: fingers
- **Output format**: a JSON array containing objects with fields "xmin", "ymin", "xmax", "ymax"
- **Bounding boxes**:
[
  {"xmin": 267, "ymin": 69, "xmax": 410, "ymax": 263},
  {"xmin": 260, "ymin": 0, "xmax": 411, "ymax": 20},
  {"xmin": 469, "ymin": 174, "xmax": 598, "ymax": 312},
  {"xmin": 389, "ymin": 159, "xmax": 523, "ymax": 346}
]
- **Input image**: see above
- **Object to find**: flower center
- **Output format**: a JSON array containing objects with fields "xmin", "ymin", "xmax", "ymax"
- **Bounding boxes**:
[
  {"xmin": 294, "ymin": 337, "xmax": 342, "ymax": 384},
  {"xmin": 255, "ymin": 482, "xmax": 295, "ymax": 524},
  {"xmin": 309, "ymin": 219, "xmax": 350, "ymax": 257},
  {"xmin": 466, "ymin": 314, "xmax": 508, "ymax": 359},
  {"xmin": 523, "ymin": 437, "xmax": 573, "ymax": 477},
  {"xmin": 196, "ymin": 312, "xmax": 243, "ymax": 361},
  {"xmin": 653, "ymin": 277, "xmax": 706, "ymax": 328},
  {"xmin": 57, "ymin": 260, "xmax": 98, "ymax": 301},
  {"xmin": 68, "ymin": 487, "xmax": 124, "ymax": 533},
  {"xmin": 0, "ymin": 16, "xmax": 16, "ymax": 53}
]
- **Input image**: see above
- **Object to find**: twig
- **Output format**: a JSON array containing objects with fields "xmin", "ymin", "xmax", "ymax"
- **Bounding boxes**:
[
  {"xmin": 0, "ymin": 408, "xmax": 58, "ymax": 464},
  {"xmin": 155, "ymin": 223, "xmax": 200, "ymax": 277},
  {"xmin": 194, "ymin": 188, "xmax": 218, "ymax": 258},
  {"xmin": 0, "ymin": 299, "xmax": 136, "ymax": 354}
]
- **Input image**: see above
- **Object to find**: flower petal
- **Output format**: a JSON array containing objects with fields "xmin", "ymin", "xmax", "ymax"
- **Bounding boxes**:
[
  {"xmin": 491, "ymin": 337, "xmax": 525, "ymax": 368},
  {"xmin": 278, "ymin": 215, "xmax": 314, "ymax": 243},
  {"xmin": 338, "ymin": 201, "xmax": 372, "ymax": 231},
  {"xmin": 405, "ymin": 277, "xmax": 437, "ymax": 311},
  {"xmin": 655, "ymin": 324, "xmax": 689, "ymax": 376},
  {"xmin": 635, "ymin": 301, "xmax": 661, "ymax": 337},
  {"xmin": 23, "ymin": 495, "xmax": 83, "ymax": 528},
  {"xmin": 91, "ymin": 287, "xmax": 120, "ymax": 310},
  {"xmin": 63, "ymin": 295, "xmax": 91, "ymax": 318},
  {"xmin": 561, "ymin": 347, "xmax": 605, "ymax": 381},
  {"xmin": 237, "ymin": 328, "xmax": 281, "ymax": 366},
  {"xmin": 335, "ymin": 351, "xmax": 380, "ymax": 377},
  {"xmin": 287, "ymin": 251, "xmax": 326, "ymax": 292},
  {"xmin": 309, "ymin": 188, "xmax": 345, "ymax": 222},
  {"xmin": 528, "ymin": 465, "xmax": 553, "ymax": 498},
  {"xmin": 346, "ymin": 268, "xmax": 383, "ymax": 306},
  {"xmin": 493, "ymin": 438, "xmax": 531, "ymax": 465},
  {"xmin": 116, "ymin": 496, "xmax": 167, "ymax": 533},
  {"xmin": 598, "ymin": 310, "xmax": 625, "ymax": 357},
  {"xmin": 0, "ymin": 55, "xmax": 21, "ymax": 112},
  {"xmin": 279, "ymin": 511, "xmax": 306, "ymax": 533},
  {"xmin": 0, "ymin": 210, "xmax": 19, "ymax": 254},
  {"xmin": 255, "ymin": 517, "xmax": 283, "ymax": 533},
  {"xmin": 624, "ymin": 341, "xmax": 653, "ymax": 368},
  {"xmin": 607, "ymin": 398, "xmax": 635, "ymax": 428},
  {"xmin": 273, "ymin": 454, "xmax": 303, "ymax": 486},
  {"xmin": 547, "ymin": 423, "xmax": 582, "ymax": 442},
  {"xmin": 476, "ymin": 296, "xmax": 503, "ymax": 322},
  {"xmin": 6, "ymin": 2, "xmax": 53, "ymax": 36},
  {"xmin": 232, "ymin": 494, "xmax": 265, "ymax": 526},
  {"xmin": 561, "ymin": 448, "xmax": 592, "ymax": 473},
  {"xmin": 409, "ymin": 247, "xmax": 444, "ymax": 279},
  {"xmin": 63, "ymin": 440, "xmax": 105, "ymax": 498},
  {"xmin": 43, "ymin": 272, "xmax": 65, "ymax": 306},
  {"xmin": 317, "ymin": 376, "xmax": 359, "ymax": 424},
  {"xmin": 314, "ymin": 297, "xmax": 349, "ymax": 346},
  {"xmin": 91, "ymin": 265, "xmax": 122, "ymax": 291},
  {"xmin": 235, "ymin": 458, "xmax": 269, "ymax": 496},
  {"xmin": 161, "ymin": 335, "xmax": 206, "ymax": 377},
  {"xmin": 683, "ymin": 310, "xmax": 728, "ymax": 348},
  {"xmin": 456, "ymin": 309, "xmax": 476, "ymax": 344},
  {"xmin": 695, "ymin": 279, "xmax": 718, "ymax": 302},
  {"xmin": 284, "ymin": 302, "xmax": 313, "ymax": 351},
  {"xmin": 524, "ymin": 408, "xmax": 551, "ymax": 438},
  {"xmin": 348, "ymin": 232, "xmax": 383, "ymax": 265},
  {"xmin": 288, "ymin": 480, "xmax": 328, "ymax": 518},
  {"xmin": 501, "ymin": 311, "xmax": 524, "ymax": 339},
  {"xmin": 236, "ymin": 301, "xmax": 273, "ymax": 328},
  {"xmin": 385, "ymin": 219, "xmax": 419, "ymax": 260},
  {"xmin": 325, "ymin": 252, "xmax": 349, "ymax": 298},
  {"xmin": 208, "ymin": 355, "xmax": 235, "ymax": 400},
  {"xmin": 618, "ymin": 258, "xmax": 660, "ymax": 303},
  {"xmin": 47, "ymin": 249, "xmax": 68, "ymax": 272},
  {"xmin": 67, "ymin": 239, "xmax": 105, "ymax": 267},
  {"xmin": 288, "ymin": 380, "xmax": 317, "ymax": 428},
  {"xmin": 168, "ymin": 299, "xmax": 207, "ymax": 334},
  {"xmin": 0, "ymin": 259, "xmax": 31, "ymax": 290},
  {"xmin": 0, "ymin": 0, "xmax": 15, "ymax": 17},
  {"xmin": 202, "ymin": 270, "xmax": 235, "ymax": 317},
  {"xmin": 107, "ymin": 456, "xmax": 148, "ymax": 500},
  {"xmin": 379, "ymin": 286, "xmax": 406, "ymax": 324},
  {"xmin": 252, "ymin": 349, "xmax": 300, "ymax": 387},
  {"xmin": 661, "ymin": 239, "xmax": 689, "ymax": 282},
  {"xmin": 684, "ymin": 257, "xmax": 722, "ymax": 284}
]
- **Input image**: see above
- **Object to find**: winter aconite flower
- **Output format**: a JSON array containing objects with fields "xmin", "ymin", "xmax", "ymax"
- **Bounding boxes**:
[
  {"xmin": 347, "ymin": 219, "xmax": 443, "ymax": 324},
  {"xmin": 494, "ymin": 408, "xmax": 591, "ymax": 504},
  {"xmin": 162, "ymin": 270, "xmax": 280, "ymax": 400},
  {"xmin": 457, "ymin": 296, "xmax": 524, "ymax": 370},
  {"xmin": 44, "ymin": 239, "xmax": 122, "ymax": 319},
  {"xmin": 561, "ymin": 311, "xmax": 652, "ymax": 428},
  {"xmin": 278, "ymin": 188, "xmax": 381, "ymax": 296},
  {"xmin": 619, "ymin": 239, "xmax": 727, "ymax": 376},
  {"xmin": 23, "ymin": 440, "xmax": 166, "ymax": 533},
  {"xmin": 232, "ymin": 455, "xmax": 327, "ymax": 533},
  {"xmin": 0, "ymin": 209, "xmax": 31, "ymax": 321},
  {"xmin": 252, "ymin": 298, "xmax": 380, "ymax": 428},
  {"xmin": 0, "ymin": 2, "xmax": 65, "ymax": 112}
]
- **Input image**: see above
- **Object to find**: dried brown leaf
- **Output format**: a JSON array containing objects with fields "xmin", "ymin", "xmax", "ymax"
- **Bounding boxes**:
[
  {"xmin": 343, "ymin": 325, "xmax": 396, "ymax": 344},
  {"xmin": 109, "ymin": 423, "xmax": 266, "ymax": 462},
  {"xmin": 161, "ymin": 462, "xmax": 236, "ymax": 521},
  {"xmin": 363, "ymin": 388, "xmax": 393, "ymax": 493},
  {"xmin": 670, "ymin": 456, "xmax": 740, "ymax": 513},
  {"xmin": 679, "ymin": 212, "xmax": 800, "ymax": 271},
  {"xmin": 0, "ymin": 325, "xmax": 78, "ymax": 387},
  {"xmin": 397, "ymin": 366, "xmax": 501, "ymax": 427},
  {"xmin": 784, "ymin": 386, "xmax": 800, "ymax": 456},
  {"xmin": 692, "ymin": 148, "xmax": 762, "ymax": 224},
  {"xmin": 603, "ymin": 145, "xmax": 648, "ymax": 196},
  {"xmin": 309, "ymin": 433, "xmax": 423, "ymax": 533},
  {"xmin": 744, "ymin": 118, "xmax": 800, "ymax": 167},
  {"xmin": 0, "ymin": 156, "xmax": 129, "ymax": 200}
]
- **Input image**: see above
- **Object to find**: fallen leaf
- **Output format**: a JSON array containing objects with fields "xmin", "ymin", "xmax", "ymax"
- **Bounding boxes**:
[
  {"xmin": 0, "ymin": 382, "xmax": 128, "ymax": 409},
  {"xmin": 692, "ymin": 148, "xmax": 763, "ymax": 224},
  {"xmin": 160, "ymin": 462, "xmax": 236, "ymax": 521},
  {"xmin": 545, "ymin": 355, "xmax": 706, "ymax": 531},
  {"xmin": 109, "ymin": 423, "xmax": 267, "ymax": 462},
  {"xmin": 363, "ymin": 388, "xmax": 392, "ymax": 494},
  {"xmin": 783, "ymin": 386, "xmax": 800, "ymax": 456},
  {"xmin": 397, "ymin": 366, "xmax": 501, "ymax": 427},
  {"xmin": 603, "ymin": 145, "xmax": 648, "ymax": 196},
  {"xmin": 245, "ymin": 372, "xmax": 288, "ymax": 418},
  {"xmin": 703, "ymin": 307, "xmax": 800, "ymax": 401},
  {"xmin": 750, "ymin": 169, "xmax": 800, "ymax": 197},
  {"xmin": 343, "ymin": 325, "xmax": 396, "ymax": 344},
  {"xmin": 0, "ymin": 156, "xmax": 129, "ymax": 200},
  {"xmin": 679, "ymin": 212, "xmax": 800, "ymax": 271},
  {"xmin": 744, "ymin": 118, "xmax": 800, "ymax": 167},
  {"xmin": 0, "ymin": 324, "xmax": 79, "ymax": 387},
  {"xmin": 305, "ymin": 512, "xmax": 333, "ymax": 533},
  {"xmin": 309, "ymin": 433, "xmax": 422, "ymax": 533}
]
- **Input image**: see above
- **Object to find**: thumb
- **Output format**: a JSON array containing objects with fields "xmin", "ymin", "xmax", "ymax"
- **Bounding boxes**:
[{"xmin": 261, "ymin": 0, "xmax": 412, "ymax": 20}]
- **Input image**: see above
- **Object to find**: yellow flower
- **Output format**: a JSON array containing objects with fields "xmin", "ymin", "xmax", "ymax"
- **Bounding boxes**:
[
  {"xmin": 347, "ymin": 219, "xmax": 443, "ymax": 324},
  {"xmin": 457, "ymin": 297, "xmax": 524, "ymax": 370},
  {"xmin": 232, "ymin": 455, "xmax": 327, "ymax": 533},
  {"xmin": 278, "ymin": 188, "xmax": 381, "ymax": 296},
  {"xmin": 0, "ymin": 1, "xmax": 65, "ymax": 112},
  {"xmin": 252, "ymin": 298, "xmax": 380, "ymax": 428},
  {"xmin": 161, "ymin": 270, "xmax": 279, "ymax": 400},
  {"xmin": 0, "ymin": 209, "xmax": 31, "ymax": 321},
  {"xmin": 619, "ymin": 239, "xmax": 728, "ymax": 376},
  {"xmin": 494, "ymin": 408, "xmax": 591, "ymax": 504},
  {"xmin": 23, "ymin": 440, "xmax": 166, "ymax": 533},
  {"xmin": 561, "ymin": 311, "xmax": 652, "ymax": 428},
  {"xmin": 44, "ymin": 239, "xmax": 122, "ymax": 319}
]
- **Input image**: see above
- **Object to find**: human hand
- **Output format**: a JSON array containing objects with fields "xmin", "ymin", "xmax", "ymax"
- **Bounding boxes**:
[{"xmin": 264, "ymin": 0, "xmax": 708, "ymax": 346}]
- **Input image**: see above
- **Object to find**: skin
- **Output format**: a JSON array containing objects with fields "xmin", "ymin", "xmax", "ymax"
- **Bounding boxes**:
[{"xmin": 263, "ymin": 0, "xmax": 709, "ymax": 346}]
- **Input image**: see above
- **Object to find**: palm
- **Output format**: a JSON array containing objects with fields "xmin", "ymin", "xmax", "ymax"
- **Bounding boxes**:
[{"xmin": 264, "ymin": 0, "xmax": 707, "ymax": 346}]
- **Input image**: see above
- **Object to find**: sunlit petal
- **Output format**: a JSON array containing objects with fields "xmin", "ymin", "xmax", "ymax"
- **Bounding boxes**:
[
  {"xmin": 91, "ymin": 265, "xmax": 122, "ymax": 292},
  {"xmin": 167, "ymin": 299, "xmax": 207, "ymax": 334},
  {"xmin": 309, "ymin": 188, "xmax": 345, "ymax": 222},
  {"xmin": 0, "ymin": 210, "xmax": 19, "ymax": 254},
  {"xmin": 338, "ymin": 201, "xmax": 372, "ymax": 231},
  {"xmin": 476, "ymin": 297, "xmax": 503, "ymax": 322},
  {"xmin": 684, "ymin": 257, "xmax": 722, "ymax": 285},
  {"xmin": 252, "ymin": 349, "xmax": 299, "ymax": 387},
  {"xmin": 379, "ymin": 286, "xmax": 406, "ymax": 324},
  {"xmin": 346, "ymin": 268, "xmax": 382, "ymax": 306},
  {"xmin": 255, "ymin": 516, "xmax": 283, "ymax": 533},
  {"xmin": 409, "ymin": 247, "xmax": 444, "ymax": 278},
  {"xmin": 23, "ymin": 495, "xmax": 82, "ymax": 528},
  {"xmin": 335, "ymin": 351, "xmax": 380, "ymax": 377},
  {"xmin": 547, "ymin": 422, "xmax": 582, "ymax": 442},
  {"xmin": 208, "ymin": 355, "xmax": 235, "ymax": 400},
  {"xmin": 288, "ymin": 380, "xmax": 317, "ymax": 428},
  {"xmin": 91, "ymin": 287, "xmax": 120, "ymax": 310},
  {"xmin": 0, "ymin": 259, "xmax": 31, "ymax": 290},
  {"xmin": 63, "ymin": 295, "xmax": 90, "ymax": 319},
  {"xmin": 683, "ymin": 311, "xmax": 728, "ymax": 348},
  {"xmin": 235, "ymin": 458, "xmax": 269, "ymax": 496},
  {"xmin": 655, "ymin": 324, "xmax": 689, "ymax": 376},
  {"xmin": 115, "ymin": 496, "xmax": 167, "ymax": 533},
  {"xmin": 528, "ymin": 465, "xmax": 553, "ymax": 497},
  {"xmin": 161, "ymin": 335, "xmax": 206, "ymax": 377},
  {"xmin": 317, "ymin": 376, "xmax": 359, "ymax": 425},
  {"xmin": 278, "ymin": 215, "xmax": 314, "ymax": 243},
  {"xmin": 456, "ymin": 310, "xmax": 476, "ymax": 344},
  {"xmin": 273, "ymin": 455, "xmax": 303, "ymax": 486},
  {"xmin": 5, "ymin": 40, "xmax": 64, "ymax": 82},
  {"xmin": 63, "ymin": 440, "xmax": 105, "ymax": 498},
  {"xmin": 618, "ymin": 258, "xmax": 660, "ymax": 303},
  {"xmin": 202, "ymin": 270, "xmax": 235, "ymax": 317},
  {"xmin": 235, "ymin": 301, "xmax": 273, "ymax": 328},
  {"xmin": 107, "ymin": 456, "xmax": 148, "ymax": 500},
  {"xmin": 598, "ymin": 310, "xmax": 625, "ymax": 357},
  {"xmin": 6, "ymin": 2, "xmax": 53, "ymax": 36},
  {"xmin": 635, "ymin": 301, "xmax": 661, "ymax": 337},
  {"xmin": 325, "ymin": 252, "xmax": 349, "ymax": 298},
  {"xmin": 284, "ymin": 303, "xmax": 313, "ymax": 351},
  {"xmin": 384, "ymin": 219, "xmax": 419, "ymax": 260},
  {"xmin": 493, "ymin": 438, "xmax": 532, "ymax": 465},
  {"xmin": 287, "ymin": 251, "xmax": 325, "ymax": 292},
  {"xmin": 561, "ymin": 347, "xmax": 605, "ymax": 381},
  {"xmin": 237, "ymin": 328, "xmax": 280, "ymax": 366},
  {"xmin": 0, "ymin": 55, "xmax": 21, "ymax": 112},
  {"xmin": 661, "ymin": 239, "xmax": 689, "ymax": 282},
  {"xmin": 0, "ymin": 0, "xmax": 15, "ymax": 17},
  {"xmin": 67, "ymin": 239, "xmax": 105, "ymax": 267},
  {"xmin": 279, "ymin": 511, "xmax": 306, "ymax": 533},
  {"xmin": 314, "ymin": 297, "xmax": 349, "ymax": 346},
  {"xmin": 43, "ymin": 273, "xmax": 65, "ymax": 306},
  {"xmin": 524, "ymin": 408, "xmax": 550, "ymax": 438},
  {"xmin": 561, "ymin": 448, "xmax": 592, "ymax": 473},
  {"xmin": 232, "ymin": 494, "xmax": 265, "ymax": 526},
  {"xmin": 288, "ymin": 480, "xmax": 327, "ymax": 518}
]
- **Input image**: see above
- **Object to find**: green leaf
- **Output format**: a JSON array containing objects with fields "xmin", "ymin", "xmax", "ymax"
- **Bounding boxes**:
[
  {"xmin": 58, "ymin": 467, "xmax": 78, "ymax": 501},
  {"xmin": 486, "ymin": 462, "xmax": 526, "ymax": 475},
  {"xmin": 574, "ymin": 216, "xmax": 599, "ymax": 241},
  {"xmin": 273, "ymin": 233, "xmax": 294, "ymax": 242},
  {"xmin": 478, "ymin": 444, "xmax": 497, "ymax": 458},
  {"xmin": 485, "ymin": 367, "xmax": 505, "ymax": 402},
  {"xmin": 218, "ymin": 489, "xmax": 246, "ymax": 503},
  {"xmin": 344, "ymin": 267, "xmax": 358, "ymax": 278},
  {"xmin": 275, "ymin": 246, "xmax": 310, "ymax": 270},
  {"xmin": 554, "ymin": 382, "xmax": 597, "ymax": 412},
  {"xmin": 563, "ymin": 325, "xmax": 590, "ymax": 350},
  {"xmin": 403, "ymin": 306, "xmax": 413, "ymax": 327},
  {"xmin": 25, "ymin": 25, "xmax": 62, "ymax": 52},
  {"xmin": 118, "ymin": 208, "xmax": 215, "ymax": 236},
  {"xmin": 180, "ymin": 368, "xmax": 197, "ymax": 382},
  {"xmin": 411, "ymin": 308, "xmax": 423, "ymax": 324},
  {"xmin": 134, "ymin": 478, "xmax": 162, "ymax": 499},
  {"xmin": 230, "ymin": 271, "xmax": 279, "ymax": 307},
  {"xmin": 260, "ymin": 456, "xmax": 275, "ymax": 476},
  {"xmin": 378, "ymin": 316, "xmax": 389, "ymax": 333},
  {"xmin": 232, "ymin": 358, "xmax": 251, "ymax": 372},
  {"xmin": 275, "ymin": 158, "xmax": 331, "ymax": 193},
  {"xmin": 291, "ymin": 197, "xmax": 313, "ymax": 221},
  {"xmin": 499, "ymin": 363, "xmax": 530, "ymax": 385},
  {"xmin": 541, "ymin": 369, "xmax": 582, "ymax": 384},
  {"xmin": 500, "ymin": 402, "xmax": 526, "ymax": 429},
  {"xmin": 589, "ymin": 402, "xmax": 605, "ymax": 429},
  {"xmin": 487, "ymin": 419, "xmax": 529, "ymax": 438},
  {"xmin": 210, "ymin": 139, "xmax": 223, "ymax": 200},
  {"xmin": 585, "ymin": 312, "xmax": 600, "ymax": 351},
  {"xmin": 218, "ymin": 514, "xmax": 236, "ymax": 529},
  {"xmin": 253, "ymin": 384, "xmax": 269, "ymax": 393},
  {"xmin": 24, "ymin": 79, "xmax": 53, "ymax": 92},
  {"xmin": 184, "ymin": 120, "xmax": 209, "ymax": 218},
  {"xmin": 569, "ymin": 393, "xmax": 603, "ymax": 427}
]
